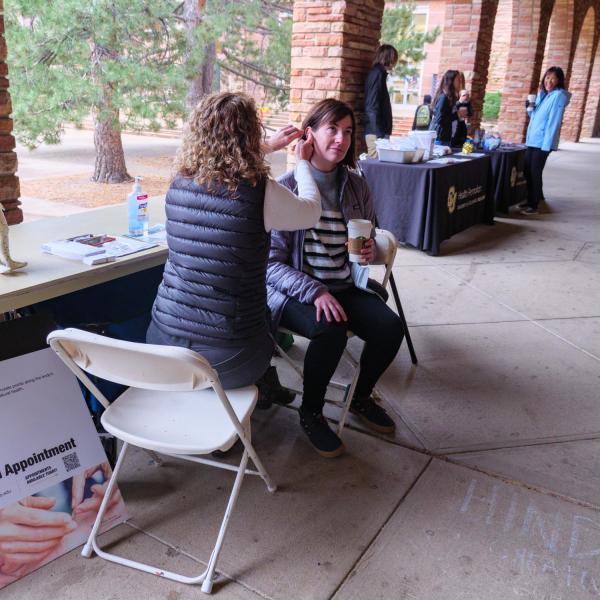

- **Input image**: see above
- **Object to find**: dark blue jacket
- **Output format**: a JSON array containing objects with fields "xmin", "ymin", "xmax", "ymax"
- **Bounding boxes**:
[{"xmin": 151, "ymin": 176, "xmax": 271, "ymax": 350}]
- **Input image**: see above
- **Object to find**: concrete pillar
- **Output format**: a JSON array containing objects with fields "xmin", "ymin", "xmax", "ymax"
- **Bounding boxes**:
[
  {"xmin": 497, "ymin": 0, "xmax": 554, "ymax": 143},
  {"xmin": 288, "ymin": 0, "xmax": 385, "ymax": 164},
  {"xmin": 438, "ymin": 0, "xmax": 499, "ymax": 134},
  {"xmin": 0, "ymin": 2, "xmax": 22, "ymax": 225}
]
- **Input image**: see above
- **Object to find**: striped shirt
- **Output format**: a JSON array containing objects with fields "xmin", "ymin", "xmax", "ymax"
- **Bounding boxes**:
[{"xmin": 303, "ymin": 165, "xmax": 352, "ymax": 289}]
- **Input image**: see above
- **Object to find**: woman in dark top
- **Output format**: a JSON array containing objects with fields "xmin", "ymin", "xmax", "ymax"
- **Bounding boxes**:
[
  {"xmin": 364, "ymin": 44, "xmax": 398, "ymax": 139},
  {"xmin": 430, "ymin": 69, "xmax": 468, "ymax": 145}
]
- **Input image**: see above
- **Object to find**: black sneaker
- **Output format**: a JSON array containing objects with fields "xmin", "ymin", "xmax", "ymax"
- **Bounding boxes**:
[
  {"xmin": 256, "ymin": 366, "xmax": 296, "ymax": 409},
  {"xmin": 299, "ymin": 409, "xmax": 345, "ymax": 458},
  {"xmin": 520, "ymin": 206, "xmax": 539, "ymax": 215},
  {"xmin": 350, "ymin": 397, "xmax": 396, "ymax": 434},
  {"xmin": 517, "ymin": 200, "xmax": 529, "ymax": 209}
]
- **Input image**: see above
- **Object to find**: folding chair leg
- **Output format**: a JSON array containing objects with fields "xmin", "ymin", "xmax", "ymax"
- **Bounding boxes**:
[
  {"xmin": 201, "ymin": 449, "xmax": 249, "ymax": 593},
  {"xmin": 389, "ymin": 272, "xmax": 418, "ymax": 365},
  {"xmin": 237, "ymin": 436, "xmax": 276, "ymax": 494},
  {"xmin": 275, "ymin": 341, "xmax": 304, "ymax": 379},
  {"xmin": 82, "ymin": 442, "xmax": 129, "ymax": 558},
  {"xmin": 337, "ymin": 350, "xmax": 361, "ymax": 436}
]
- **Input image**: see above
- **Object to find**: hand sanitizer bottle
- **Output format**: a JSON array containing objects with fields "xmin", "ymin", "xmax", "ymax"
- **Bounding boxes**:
[{"xmin": 127, "ymin": 176, "xmax": 149, "ymax": 236}]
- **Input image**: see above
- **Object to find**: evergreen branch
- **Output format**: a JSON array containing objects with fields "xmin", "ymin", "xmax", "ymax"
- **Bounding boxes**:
[
  {"xmin": 221, "ymin": 48, "xmax": 286, "ymax": 82},
  {"xmin": 217, "ymin": 60, "xmax": 289, "ymax": 92},
  {"xmin": 261, "ymin": 0, "xmax": 293, "ymax": 15}
]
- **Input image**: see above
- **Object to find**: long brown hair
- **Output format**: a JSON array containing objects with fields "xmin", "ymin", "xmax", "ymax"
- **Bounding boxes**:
[
  {"xmin": 433, "ymin": 69, "xmax": 460, "ymax": 107},
  {"xmin": 372, "ymin": 44, "xmax": 398, "ymax": 69},
  {"xmin": 174, "ymin": 92, "xmax": 270, "ymax": 192},
  {"xmin": 301, "ymin": 98, "xmax": 357, "ymax": 168}
]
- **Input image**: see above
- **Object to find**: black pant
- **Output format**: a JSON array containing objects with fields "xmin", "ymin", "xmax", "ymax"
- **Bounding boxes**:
[
  {"xmin": 280, "ymin": 287, "xmax": 404, "ymax": 413},
  {"xmin": 524, "ymin": 146, "xmax": 550, "ymax": 209}
]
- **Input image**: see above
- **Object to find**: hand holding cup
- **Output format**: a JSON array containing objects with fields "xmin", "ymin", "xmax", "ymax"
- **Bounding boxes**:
[{"xmin": 347, "ymin": 219, "xmax": 373, "ymax": 263}]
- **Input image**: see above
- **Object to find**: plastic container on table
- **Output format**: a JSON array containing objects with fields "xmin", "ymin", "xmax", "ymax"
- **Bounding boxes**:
[
  {"xmin": 376, "ymin": 147, "xmax": 424, "ymax": 164},
  {"xmin": 408, "ymin": 130, "xmax": 437, "ymax": 160}
]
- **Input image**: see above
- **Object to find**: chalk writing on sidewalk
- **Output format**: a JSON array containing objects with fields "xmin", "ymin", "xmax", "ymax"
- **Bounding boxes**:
[{"xmin": 459, "ymin": 478, "xmax": 600, "ymax": 597}]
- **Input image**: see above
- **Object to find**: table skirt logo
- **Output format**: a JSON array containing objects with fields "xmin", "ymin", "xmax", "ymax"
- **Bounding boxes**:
[
  {"xmin": 447, "ymin": 186, "xmax": 457, "ymax": 214},
  {"xmin": 510, "ymin": 166, "xmax": 517, "ymax": 188}
]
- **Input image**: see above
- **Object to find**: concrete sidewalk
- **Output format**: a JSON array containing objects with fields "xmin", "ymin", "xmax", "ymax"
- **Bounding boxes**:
[{"xmin": 4, "ymin": 139, "xmax": 600, "ymax": 599}]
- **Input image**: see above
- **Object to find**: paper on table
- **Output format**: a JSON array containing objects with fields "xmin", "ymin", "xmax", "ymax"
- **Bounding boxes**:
[
  {"xmin": 42, "ymin": 240, "xmax": 105, "ymax": 260},
  {"xmin": 99, "ymin": 236, "xmax": 158, "ymax": 257},
  {"xmin": 428, "ymin": 157, "xmax": 462, "ymax": 165}
]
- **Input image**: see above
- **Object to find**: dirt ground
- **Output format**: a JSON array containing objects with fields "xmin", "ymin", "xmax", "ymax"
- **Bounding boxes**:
[
  {"xmin": 21, "ymin": 173, "xmax": 172, "ymax": 209},
  {"xmin": 20, "ymin": 153, "xmax": 174, "ymax": 208}
]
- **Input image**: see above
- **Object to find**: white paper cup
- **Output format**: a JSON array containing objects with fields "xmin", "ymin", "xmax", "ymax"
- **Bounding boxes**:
[
  {"xmin": 347, "ymin": 219, "xmax": 372, "ymax": 262},
  {"xmin": 527, "ymin": 94, "xmax": 537, "ymax": 103}
]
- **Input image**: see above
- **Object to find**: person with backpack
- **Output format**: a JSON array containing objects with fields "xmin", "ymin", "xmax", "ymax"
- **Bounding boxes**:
[{"xmin": 412, "ymin": 94, "xmax": 432, "ymax": 130}]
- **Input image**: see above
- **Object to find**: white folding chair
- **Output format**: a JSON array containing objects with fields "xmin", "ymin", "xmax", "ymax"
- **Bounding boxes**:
[
  {"xmin": 275, "ymin": 228, "xmax": 409, "ymax": 437},
  {"xmin": 48, "ymin": 328, "xmax": 276, "ymax": 594},
  {"xmin": 374, "ymin": 229, "xmax": 418, "ymax": 365}
]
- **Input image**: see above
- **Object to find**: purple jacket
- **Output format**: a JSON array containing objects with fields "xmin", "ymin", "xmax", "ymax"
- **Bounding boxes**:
[{"xmin": 266, "ymin": 167, "xmax": 375, "ymax": 329}]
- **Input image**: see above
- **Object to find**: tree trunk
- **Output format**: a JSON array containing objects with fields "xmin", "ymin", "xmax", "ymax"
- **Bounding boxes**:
[
  {"xmin": 184, "ymin": 0, "xmax": 216, "ymax": 112},
  {"xmin": 92, "ymin": 106, "xmax": 132, "ymax": 183},
  {"xmin": 90, "ymin": 44, "xmax": 132, "ymax": 183}
]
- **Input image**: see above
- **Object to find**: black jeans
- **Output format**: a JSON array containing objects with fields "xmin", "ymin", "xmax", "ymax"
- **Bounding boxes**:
[
  {"xmin": 280, "ymin": 287, "xmax": 404, "ymax": 413},
  {"xmin": 524, "ymin": 146, "xmax": 550, "ymax": 209}
]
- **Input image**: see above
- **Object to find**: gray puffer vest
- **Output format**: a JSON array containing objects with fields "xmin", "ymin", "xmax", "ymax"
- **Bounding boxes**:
[{"xmin": 151, "ymin": 175, "xmax": 270, "ymax": 349}]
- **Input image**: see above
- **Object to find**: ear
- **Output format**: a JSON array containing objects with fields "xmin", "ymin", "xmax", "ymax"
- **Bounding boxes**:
[{"xmin": 305, "ymin": 127, "xmax": 315, "ymax": 143}]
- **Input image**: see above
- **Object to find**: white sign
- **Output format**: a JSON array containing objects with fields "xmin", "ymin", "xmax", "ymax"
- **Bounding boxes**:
[{"xmin": 0, "ymin": 348, "xmax": 126, "ymax": 588}]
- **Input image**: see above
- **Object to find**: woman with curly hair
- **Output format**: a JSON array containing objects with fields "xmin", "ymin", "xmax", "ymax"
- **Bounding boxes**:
[{"xmin": 147, "ymin": 92, "xmax": 321, "ymax": 393}]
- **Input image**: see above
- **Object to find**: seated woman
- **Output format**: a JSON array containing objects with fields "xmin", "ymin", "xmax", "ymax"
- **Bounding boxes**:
[
  {"xmin": 267, "ymin": 98, "xmax": 405, "ymax": 458},
  {"xmin": 147, "ymin": 92, "xmax": 321, "ymax": 399}
]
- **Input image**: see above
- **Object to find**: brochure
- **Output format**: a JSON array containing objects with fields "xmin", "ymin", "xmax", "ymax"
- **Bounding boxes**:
[
  {"xmin": 0, "ymin": 348, "xmax": 127, "ymax": 589},
  {"xmin": 42, "ymin": 233, "xmax": 158, "ymax": 264}
]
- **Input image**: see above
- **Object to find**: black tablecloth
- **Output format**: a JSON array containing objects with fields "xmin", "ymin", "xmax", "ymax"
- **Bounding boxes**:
[
  {"xmin": 487, "ymin": 145, "xmax": 527, "ymax": 213},
  {"xmin": 360, "ymin": 155, "xmax": 494, "ymax": 255}
]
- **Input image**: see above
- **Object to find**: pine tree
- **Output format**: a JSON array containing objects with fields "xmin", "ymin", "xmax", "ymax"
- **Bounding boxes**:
[
  {"xmin": 381, "ymin": 1, "xmax": 440, "ymax": 80},
  {"xmin": 6, "ymin": 0, "xmax": 190, "ymax": 183},
  {"xmin": 5, "ymin": 0, "xmax": 293, "ymax": 184}
]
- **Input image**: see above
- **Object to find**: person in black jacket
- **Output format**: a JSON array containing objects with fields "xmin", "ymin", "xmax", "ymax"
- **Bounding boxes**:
[
  {"xmin": 430, "ymin": 70, "xmax": 468, "ymax": 145},
  {"xmin": 364, "ymin": 44, "xmax": 398, "ymax": 140}
]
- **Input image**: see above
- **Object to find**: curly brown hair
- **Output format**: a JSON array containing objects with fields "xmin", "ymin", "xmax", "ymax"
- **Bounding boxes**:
[{"xmin": 174, "ymin": 92, "xmax": 270, "ymax": 192}]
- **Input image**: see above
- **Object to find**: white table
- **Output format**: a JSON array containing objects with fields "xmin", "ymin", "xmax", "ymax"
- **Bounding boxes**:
[{"xmin": 0, "ymin": 198, "xmax": 167, "ymax": 313}]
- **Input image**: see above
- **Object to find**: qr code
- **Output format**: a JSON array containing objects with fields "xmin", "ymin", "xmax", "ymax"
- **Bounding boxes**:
[{"xmin": 62, "ymin": 452, "xmax": 81, "ymax": 473}]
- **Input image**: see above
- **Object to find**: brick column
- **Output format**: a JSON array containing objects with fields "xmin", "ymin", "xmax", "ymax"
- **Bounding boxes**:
[
  {"xmin": 486, "ymin": 0, "xmax": 512, "ymax": 94},
  {"xmin": 542, "ymin": 0, "xmax": 575, "ymax": 73},
  {"xmin": 288, "ymin": 0, "xmax": 385, "ymax": 166},
  {"xmin": 581, "ymin": 42, "xmax": 600, "ymax": 137},
  {"xmin": 561, "ymin": 6, "xmax": 596, "ymax": 141},
  {"xmin": 496, "ymin": 0, "xmax": 554, "ymax": 143},
  {"xmin": 438, "ymin": 0, "xmax": 499, "ymax": 134},
  {"xmin": 0, "ymin": 3, "xmax": 21, "ymax": 224}
]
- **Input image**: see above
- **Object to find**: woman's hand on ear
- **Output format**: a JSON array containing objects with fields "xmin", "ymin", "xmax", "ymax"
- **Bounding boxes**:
[
  {"xmin": 295, "ymin": 131, "xmax": 314, "ymax": 161},
  {"xmin": 265, "ymin": 125, "xmax": 303, "ymax": 152}
]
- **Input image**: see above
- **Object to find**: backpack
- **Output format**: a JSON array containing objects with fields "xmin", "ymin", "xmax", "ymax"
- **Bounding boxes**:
[{"xmin": 415, "ymin": 104, "xmax": 432, "ymax": 129}]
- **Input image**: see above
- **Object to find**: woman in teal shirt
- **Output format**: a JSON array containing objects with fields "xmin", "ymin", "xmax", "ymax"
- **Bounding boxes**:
[{"xmin": 521, "ymin": 66, "xmax": 570, "ymax": 215}]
